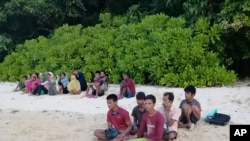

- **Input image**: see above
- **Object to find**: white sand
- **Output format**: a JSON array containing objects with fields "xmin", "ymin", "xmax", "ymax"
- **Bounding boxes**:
[{"xmin": 0, "ymin": 81, "xmax": 250, "ymax": 141}]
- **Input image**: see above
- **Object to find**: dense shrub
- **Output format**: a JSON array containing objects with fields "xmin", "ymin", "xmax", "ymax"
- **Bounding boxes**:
[{"xmin": 0, "ymin": 13, "xmax": 236, "ymax": 87}]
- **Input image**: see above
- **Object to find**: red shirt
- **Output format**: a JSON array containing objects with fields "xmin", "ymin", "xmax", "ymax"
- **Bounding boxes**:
[
  {"xmin": 107, "ymin": 107, "xmax": 131, "ymax": 130},
  {"xmin": 137, "ymin": 111, "xmax": 165, "ymax": 141},
  {"xmin": 122, "ymin": 78, "xmax": 136, "ymax": 96}
]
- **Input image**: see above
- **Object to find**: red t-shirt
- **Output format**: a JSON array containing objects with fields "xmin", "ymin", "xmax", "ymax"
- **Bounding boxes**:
[
  {"xmin": 107, "ymin": 107, "xmax": 131, "ymax": 130},
  {"xmin": 137, "ymin": 111, "xmax": 165, "ymax": 141},
  {"xmin": 122, "ymin": 78, "xmax": 136, "ymax": 96}
]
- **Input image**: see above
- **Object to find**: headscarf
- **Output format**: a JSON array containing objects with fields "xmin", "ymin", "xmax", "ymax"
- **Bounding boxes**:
[
  {"xmin": 67, "ymin": 75, "xmax": 81, "ymax": 91},
  {"xmin": 60, "ymin": 72, "xmax": 69, "ymax": 88}
]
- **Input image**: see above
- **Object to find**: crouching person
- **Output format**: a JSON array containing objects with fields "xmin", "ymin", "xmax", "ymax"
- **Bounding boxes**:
[{"xmin": 94, "ymin": 94, "xmax": 132, "ymax": 141}]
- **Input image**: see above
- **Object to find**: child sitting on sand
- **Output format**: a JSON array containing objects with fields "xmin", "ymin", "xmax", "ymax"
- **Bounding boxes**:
[{"xmin": 178, "ymin": 85, "xmax": 201, "ymax": 130}]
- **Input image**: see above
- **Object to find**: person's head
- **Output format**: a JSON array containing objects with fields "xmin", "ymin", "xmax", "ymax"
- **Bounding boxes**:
[
  {"xmin": 106, "ymin": 94, "xmax": 118, "ymax": 110},
  {"xmin": 136, "ymin": 92, "xmax": 146, "ymax": 106},
  {"xmin": 184, "ymin": 85, "xmax": 196, "ymax": 101},
  {"xmin": 100, "ymin": 71, "xmax": 105, "ymax": 77},
  {"xmin": 72, "ymin": 70, "xmax": 78, "ymax": 75},
  {"xmin": 46, "ymin": 72, "xmax": 53, "ymax": 80},
  {"xmin": 145, "ymin": 94, "xmax": 156, "ymax": 112},
  {"xmin": 122, "ymin": 72, "xmax": 130, "ymax": 80},
  {"xmin": 60, "ymin": 72, "xmax": 66, "ymax": 79},
  {"xmin": 163, "ymin": 92, "xmax": 174, "ymax": 108},
  {"xmin": 31, "ymin": 73, "xmax": 37, "ymax": 81},
  {"xmin": 95, "ymin": 71, "xmax": 101, "ymax": 78},
  {"xmin": 22, "ymin": 76, "xmax": 28, "ymax": 81}
]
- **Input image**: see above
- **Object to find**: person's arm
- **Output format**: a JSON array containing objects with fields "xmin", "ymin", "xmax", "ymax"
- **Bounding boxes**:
[
  {"xmin": 41, "ymin": 81, "xmax": 48, "ymax": 85},
  {"xmin": 121, "ymin": 120, "xmax": 132, "ymax": 138},
  {"xmin": 107, "ymin": 112, "xmax": 112, "ymax": 128},
  {"xmin": 166, "ymin": 108, "xmax": 179, "ymax": 126},
  {"xmin": 152, "ymin": 113, "xmax": 165, "ymax": 141},
  {"xmin": 131, "ymin": 108, "xmax": 137, "ymax": 125},
  {"xmin": 192, "ymin": 101, "xmax": 201, "ymax": 120},
  {"xmin": 136, "ymin": 114, "xmax": 146, "ymax": 138},
  {"xmin": 120, "ymin": 111, "xmax": 132, "ymax": 136}
]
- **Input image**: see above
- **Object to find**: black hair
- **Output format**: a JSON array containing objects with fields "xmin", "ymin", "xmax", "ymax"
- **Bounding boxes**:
[
  {"xmin": 95, "ymin": 70, "xmax": 101, "ymax": 74},
  {"xmin": 163, "ymin": 92, "xmax": 174, "ymax": 102},
  {"xmin": 145, "ymin": 94, "xmax": 156, "ymax": 104},
  {"xmin": 184, "ymin": 85, "xmax": 196, "ymax": 95},
  {"xmin": 136, "ymin": 92, "xmax": 146, "ymax": 100},
  {"xmin": 107, "ymin": 94, "xmax": 118, "ymax": 102},
  {"xmin": 60, "ymin": 72, "xmax": 66, "ymax": 76},
  {"xmin": 35, "ymin": 73, "xmax": 39, "ymax": 78},
  {"xmin": 22, "ymin": 76, "xmax": 28, "ymax": 79},
  {"xmin": 123, "ymin": 72, "xmax": 130, "ymax": 77}
]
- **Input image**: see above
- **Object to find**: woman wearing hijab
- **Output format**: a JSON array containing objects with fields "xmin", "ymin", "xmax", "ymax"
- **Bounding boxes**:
[
  {"xmin": 68, "ymin": 75, "xmax": 81, "ymax": 95},
  {"xmin": 58, "ymin": 72, "xmax": 69, "ymax": 94},
  {"xmin": 47, "ymin": 72, "xmax": 58, "ymax": 95}
]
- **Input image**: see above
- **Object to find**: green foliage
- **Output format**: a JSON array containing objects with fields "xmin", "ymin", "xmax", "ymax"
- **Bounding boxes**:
[{"xmin": 0, "ymin": 14, "xmax": 236, "ymax": 86}]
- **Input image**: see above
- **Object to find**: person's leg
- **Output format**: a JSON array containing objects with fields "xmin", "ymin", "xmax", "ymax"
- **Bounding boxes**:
[
  {"xmin": 178, "ymin": 104, "xmax": 193, "ymax": 129},
  {"xmin": 85, "ymin": 84, "xmax": 94, "ymax": 95},
  {"xmin": 32, "ymin": 86, "xmax": 40, "ymax": 95},
  {"xmin": 124, "ymin": 87, "xmax": 132, "ymax": 98},
  {"xmin": 63, "ymin": 87, "xmax": 69, "ymax": 94},
  {"xmin": 95, "ymin": 84, "xmax": 102, "ymax": 97},
  {"xmin": 40, "ymin": 85, "xmax": 48, "ymax": 94},
  {"xmin": 94, "ymin": 129, "xmax": 107, "ymax": 140},
  {"xmin": 163, "ymin": 131, "xmax": 177, "ymax": 141}
]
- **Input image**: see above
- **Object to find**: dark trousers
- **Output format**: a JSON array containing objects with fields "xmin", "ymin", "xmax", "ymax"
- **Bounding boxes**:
[{"xmin": 32, "ymin": 85, "xmax": 48, "ymax": 95}]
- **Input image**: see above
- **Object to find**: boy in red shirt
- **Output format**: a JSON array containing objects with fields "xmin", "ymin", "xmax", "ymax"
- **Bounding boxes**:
[
  {"xmin": 94, "ymin": 94, "xmax": 132, "ymax": 140},
  {"xmin": 131, "ymin": 94, "xmax": 165, "ymax": 141},
  {"xmin": 120, "ymin": 72, "xmax": 136, "ymax": 99}
]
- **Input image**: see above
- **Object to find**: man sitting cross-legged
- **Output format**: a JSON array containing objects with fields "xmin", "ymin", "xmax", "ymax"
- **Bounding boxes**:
[{"xmin": 94, "ymin": 94, "xmax": 132, "ymax": 141}]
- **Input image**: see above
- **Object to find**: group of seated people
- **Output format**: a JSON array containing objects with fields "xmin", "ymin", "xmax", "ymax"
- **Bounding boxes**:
[
  {"xmin": 94, "ymin": 85, "xmax": 201, "ymax": 141},
  {"xmin": 13, "ymin": 70, "xmax": 106, "ymax": 96},
  {"xmin": 13, "ymin": 70, "xmax": 136, "ymax": 99}
]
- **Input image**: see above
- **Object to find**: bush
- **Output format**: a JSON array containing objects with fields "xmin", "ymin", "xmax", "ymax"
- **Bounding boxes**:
[{"xmin": 0, "ymin": 13, "xmax": 236, "ymax": 86}]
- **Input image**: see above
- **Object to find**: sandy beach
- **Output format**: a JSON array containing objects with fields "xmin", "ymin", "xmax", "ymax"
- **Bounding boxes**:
[{"xmin": 0, "ymin": 81, "xmax": 250, "ymax": 141}]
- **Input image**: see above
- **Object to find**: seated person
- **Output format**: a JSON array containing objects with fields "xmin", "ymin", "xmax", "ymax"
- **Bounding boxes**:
[
  {"xmin": 158, "ymin": 92, "xmax": 180, "ymax": 140},
  {"xmin": 131, "ymin": 95, "xmax": 165, "ymax": 141},
  {"xmin": 178, "ymin": 85, "xmax": 201, "ymax": 130},
  {"xmin": 58, "ymin": 72, "xmax": 69, "ymax": 94},
  {"xmin": 13, "ymin": 75, "xmax": 27, "ymax": 92},
  {"xmin": 120, "ymin": 72, "xmax": 136, "ymax": 99},
  {"xmin": 47, "ymin": 72, "xmax": 58, "ymax": 95},
  {"xmin": 94, "ymin": 94, "xmax": 132, "ymax": 141},
  {"xmin": 100, "ymin": 70, "xmax": 108, "ymax": 91},
  {"xmin": 32, "ymin": 72, "xmax": 50, "ymax": 95},
  {"xmin": 131, "ymin": 92, "xmax": 146, "ymax": 135},
  {"xmin": 67, "ymin": 75, "xmax": 81, "ymax": 95},
  {"xmin": 72, "ymin": 70, "xmax": 87, "ymax": 91},
  {"xmin": 85, "ymin": 71, "xmax": 105, "ymax": 97},
  {"xmin": 26, "ymin": 73, "xmax": 40, "ymax": 93}
]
